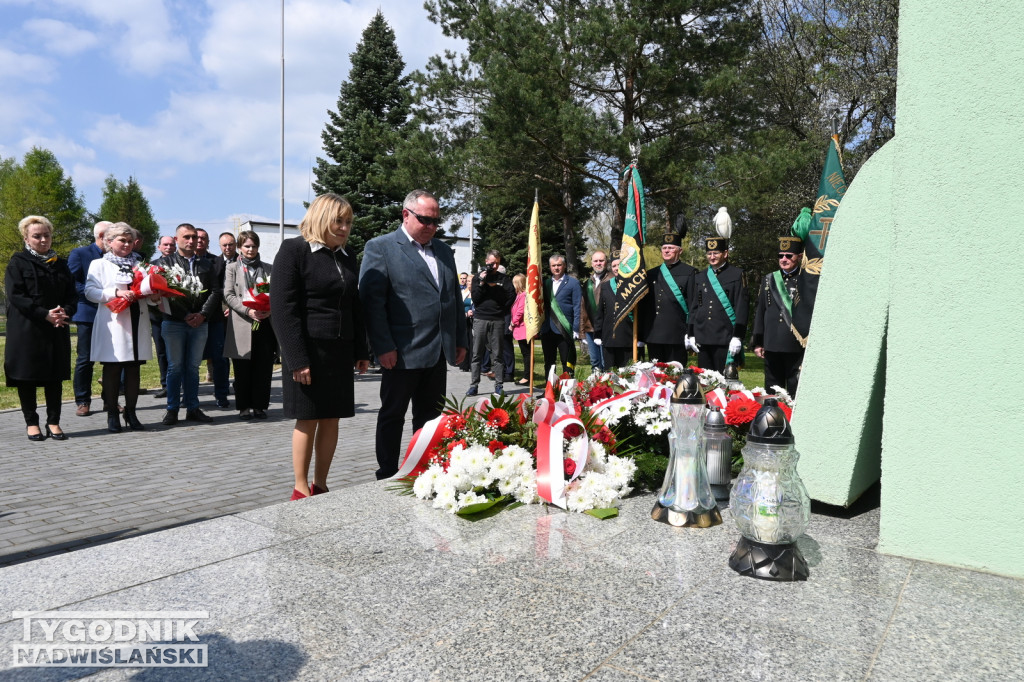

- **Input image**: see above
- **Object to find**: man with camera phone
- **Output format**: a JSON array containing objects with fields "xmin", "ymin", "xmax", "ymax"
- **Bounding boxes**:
[{"xmin": 466, "ymin": 250, "xmax": 515, "ymax": 396}]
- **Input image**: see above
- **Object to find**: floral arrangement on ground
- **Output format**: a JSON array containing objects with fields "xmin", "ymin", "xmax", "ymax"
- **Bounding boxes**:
[{"xmin": 390, "ymin": 363, "xmax": 793, "ymax": 519}]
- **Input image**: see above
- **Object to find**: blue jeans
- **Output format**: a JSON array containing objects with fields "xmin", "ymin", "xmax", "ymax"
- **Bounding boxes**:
[
  {"xmin": 73, "ymin": 322, "xmax": 94, "ymax": 405},
  {"xmin": 584, "ymin": 332, "xmax": 604, "ymax": 372},
  {"xmin": 162, "ymin": 320, "xmax": 208, "ymax": 411}
]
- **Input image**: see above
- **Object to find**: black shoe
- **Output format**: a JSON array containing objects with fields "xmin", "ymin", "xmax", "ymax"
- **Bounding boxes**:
[
  {"xmin": 45, "ymin": 425, "xmax": 68, "ymax": 441},
  {"xmin": 107, "ymin": 413, "xmax": 122, "ymax": 433},
  {"xmin": 26, "ymin": 426, "xmax": 45, "ymax": 442},
  {"xmin": 154, "ymin": 388, "xmax": 167, "ymax": 399},
  {"xmin": 253, "ymin": 409, "xmax": 268, "ymax": 419},
  {"xmin": 162, "ymin": 410, "xmax": 179, "ymax": 426},
  {"xmin": 466, "ymin": 385, "xmax": 478, "ymax": 397},
  {"xmin": 124, "ymin": 411, "xmax": 145, "ymax": 431},
  {"xmin": 185, "ymin": 408, "xmax": 213, "ymax": 423},
  {"xmin": 216, "ymin": 398, "xmax": 230, "ymax": 409}
]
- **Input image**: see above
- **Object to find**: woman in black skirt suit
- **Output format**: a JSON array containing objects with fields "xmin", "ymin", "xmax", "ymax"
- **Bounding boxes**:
[
  {"xmin": 271, "ymin": 193, "xmax": 369, "ymax": 500},
  {"xmin": 4, "ymin": 215, "xmax": 76, "ymax": 441}
]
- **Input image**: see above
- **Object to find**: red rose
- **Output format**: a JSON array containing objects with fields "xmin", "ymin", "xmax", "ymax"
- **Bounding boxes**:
[
  {"xmin": 594, "ymin": 426, "xmax": 615, "ymax": 445},
  {"xmin": 564, "ymin": 459, "xmax": 577, "ymax": 476},
  {"xmin": 689, "ymin": 366, "xmax": 704, "ymax": 374},
  {"xmin": 564, "ymin": 423, "xmax": 584, "ymax": 439},
  {"xmin": 725, "ymin": 397, "xmax": 760, "ymax": 425}
]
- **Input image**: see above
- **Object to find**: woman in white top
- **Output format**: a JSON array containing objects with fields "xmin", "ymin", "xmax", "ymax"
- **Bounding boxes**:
[{"xmin": 85, "ymin": 222, "xmax": 152, "ymax": 433}]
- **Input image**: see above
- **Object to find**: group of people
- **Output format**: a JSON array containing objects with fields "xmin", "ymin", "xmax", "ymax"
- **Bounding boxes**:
[
  {"xmin": 576, "ymin": 233, "xmax": 805, "ymax": 396},
  {"xmin": 4, "ymin": 191, "xmax": 805, "ymax": 500}
]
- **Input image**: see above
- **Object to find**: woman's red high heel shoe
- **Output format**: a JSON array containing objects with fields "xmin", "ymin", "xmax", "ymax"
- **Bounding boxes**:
[{"xmin": 290, "ymin": 488, "xmax": 309, "ymax": 501}]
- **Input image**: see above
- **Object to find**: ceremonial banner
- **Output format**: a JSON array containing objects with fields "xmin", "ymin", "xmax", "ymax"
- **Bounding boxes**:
[
  {"xmin": 525, "ymin": 198, "xmax": 544, "ymax": 341},
  {"xmin": 613, "ymin": 164, "xmax": 649, "ymax": 331},
  {"xmin": 792, "ymin": 134, "xmax": 847, "ymax": 340}
]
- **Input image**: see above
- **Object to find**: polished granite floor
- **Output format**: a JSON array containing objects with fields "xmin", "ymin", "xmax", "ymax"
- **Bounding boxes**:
[{"xmin": 1, "ymin": 483, "xmax": 1021, "ymax": 681}]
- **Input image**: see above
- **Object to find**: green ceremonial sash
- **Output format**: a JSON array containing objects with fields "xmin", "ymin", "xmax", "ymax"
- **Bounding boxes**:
[
  {"xmin": 585, "ymin": 279, "xmax": 599, "ymax": 319},
  {"xmin": 707, "ymin": 267, "xmax": 739, "ymax": 365},
  {"xmin": 659, "ymin": 263, "xmax": 689, "ymax": 316},
  {"xmin": 545, "ymin": 279, "xmax": 573, "ymax": 339},
  {"xmin": 610, "ymin": 279, "xmax": 634, "ymax": 324},
  {"xmin": 771, "ymin": 271, "xmax": 794, "ymax": 317},
  {"xmin": 706, "ymin": 268, "xmax": 736, "ymax": 324}
]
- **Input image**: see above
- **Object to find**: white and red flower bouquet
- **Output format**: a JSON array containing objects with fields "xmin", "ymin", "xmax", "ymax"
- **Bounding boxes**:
[
  {"xmin": 392, "ymin": 374, "xmax": 635, "ymax": 519},
  {"xmin": 242, "ymin": 276, "xmax": 270, "ymax": 330},
  {"xmin": 106, "ymin": 264, "xmax": 185, "ymax": 314}
]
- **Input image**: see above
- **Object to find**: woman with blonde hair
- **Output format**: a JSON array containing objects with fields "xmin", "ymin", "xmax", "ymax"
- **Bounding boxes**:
[
  {"xmin": 84, "ymin": 222, "xmax": 151, "ymax": 432},
  {"xmin": 271, "ymin": 193, "xmax": 370, "ymax": 500},
  {"xmin": 4, "ymin": 216, "xmax": 76, "ymax": 440}
]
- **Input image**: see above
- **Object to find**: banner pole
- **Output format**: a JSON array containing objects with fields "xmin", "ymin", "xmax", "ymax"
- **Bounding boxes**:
[
  {"xmin": 632, "ymin": 317, "xmax": 638, "ymax": 363},
  {"xmin": 529, "ymin": 339, "xmax": 535, "ymax": 391}
]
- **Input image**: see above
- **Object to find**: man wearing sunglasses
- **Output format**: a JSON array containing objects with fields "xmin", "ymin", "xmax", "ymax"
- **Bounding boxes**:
[
  {"xmin": 751, "ymin": 236, "xmax": 804, "ymax": 396},
  {"xmin": 360, "ymin": 189, "xmax": 468, "ymax": 480},
  {"xmin": 686, "ymin": 237, "xmax": 749, "ymax": 372}
]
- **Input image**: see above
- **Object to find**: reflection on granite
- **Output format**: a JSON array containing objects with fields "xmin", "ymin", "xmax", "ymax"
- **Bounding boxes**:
[{"xmin": 0, "ymin": 482, "xmax": 1021, "ymax": 681}]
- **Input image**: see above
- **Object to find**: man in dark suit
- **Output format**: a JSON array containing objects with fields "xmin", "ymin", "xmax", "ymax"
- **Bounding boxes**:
[
  {"xmin": 541, "ymin": 254, "xmax": 582, "ymax": 376},
  {"xmin": 197, "ymin": 228, "xmax": 231, "ymax": 408},
  {"xmin": 359, "ymin": 189, "xmax": 468, "ymax": 480},
  {"xmin": 580, "ymin": 250, "xmax": 611, "ymax": 372},
  {"xmin": 643, "ymin": 233, "xmax": 696, "ymax": 364},
  {"xmin": 68, "ymin": 220, "xmax": 112, "ymax": 416},
  {"xmin": 593, "ymin": 258, "xmax": 637, "ymax": 369},
  {"xmin": 687, "ymin": 237, "xmax": 749, "ymax": 373},
  {"xmin": 752, "ymin": 236, "xmax": 805, "ymax": 396}
]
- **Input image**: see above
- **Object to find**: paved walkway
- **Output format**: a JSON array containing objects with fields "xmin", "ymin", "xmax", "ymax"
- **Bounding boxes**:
[{"xmin": 0, "ymin": 364, "xmax": 497, "ymax": 567}]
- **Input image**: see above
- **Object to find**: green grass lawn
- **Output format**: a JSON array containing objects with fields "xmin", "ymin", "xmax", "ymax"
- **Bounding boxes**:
[{"xmin": 0, "ymin": 325, "xmax": 170, "ymax": 410}]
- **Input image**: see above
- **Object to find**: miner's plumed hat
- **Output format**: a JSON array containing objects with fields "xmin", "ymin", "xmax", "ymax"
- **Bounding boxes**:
[
  {"xmin": 704, "ymin": 237, "xmax": 729, "ymax": 252},
  {"xmin": 662, "ymin": 233, "xmax": 681, "ymax": 246},
  {"xmin": 778, "ymin": 236, "xmax": 803, "ymax": 253}
]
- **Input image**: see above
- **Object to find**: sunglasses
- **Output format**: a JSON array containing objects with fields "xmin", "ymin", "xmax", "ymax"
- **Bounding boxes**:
[
  {"xmin": 778, "ymin": 253, "xmax": 796, "ymax": 259},
  {"xmin": 406, "ymin": 209, "xmax": 442, "ymax": 227}
]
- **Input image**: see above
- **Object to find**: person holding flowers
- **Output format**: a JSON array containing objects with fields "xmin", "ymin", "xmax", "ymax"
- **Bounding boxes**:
[
  {"xmin": 272, "ymin": 194, "xmax": 369, "ymax": 500},
  {"xmin": 223, "ymin": 230, "xmax": 275, "ymax": 420},
  {"xmin": 84, "ymin": 222, "xmax": 151, "ymax": 432},
  {"xmin": 4, "ymin": 215, "xmax": 77, "ymax": 441}
]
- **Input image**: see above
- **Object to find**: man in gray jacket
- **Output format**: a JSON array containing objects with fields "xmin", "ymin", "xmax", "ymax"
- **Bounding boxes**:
[{"xmin": 359, "ymin": 189, "xmax": 468, "ymax": 479}]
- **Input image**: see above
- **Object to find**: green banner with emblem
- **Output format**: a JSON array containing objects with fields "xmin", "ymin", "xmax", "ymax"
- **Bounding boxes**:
[
  {"xmin": 791, "ymin": 134, "xmax": 847, "ymax": 342},
  {"xmin": 613, "ymin": 164, "xmax": 649, "ymax": 331}
]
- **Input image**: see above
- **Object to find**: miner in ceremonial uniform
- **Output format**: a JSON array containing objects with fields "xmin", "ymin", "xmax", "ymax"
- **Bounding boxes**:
[
  {"xmin": 594, "ymin": 258, "xmax": 636, "ymax": 369},
  {"xmin": 686, "ymin": 237, "xmax": 749, "ymax": 372},
  {"xmin": 752, "ymin": 236, "xmax": 804, "ymax": 396},
  {"xmin": 642, "ymin": 233, "xmax": 696, "ymax": 364},
  {"xmin": 579, "ymin": 250, "xmax": 612, "ymax": 372}
]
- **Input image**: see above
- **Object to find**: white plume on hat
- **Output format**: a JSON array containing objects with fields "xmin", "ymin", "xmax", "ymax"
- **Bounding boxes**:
[{"xmin": 714, "ymin": 207, "xmax": 732, "ymax": 238}]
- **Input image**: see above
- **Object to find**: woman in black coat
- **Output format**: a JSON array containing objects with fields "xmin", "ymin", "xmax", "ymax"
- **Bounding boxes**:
[
  {"xmin": 271, "ymin": 193, "xmax": 369, "ymax": 500},
  {"xmin": 4, "ymin": 216, "xmax": 76, "ymax": 441}
]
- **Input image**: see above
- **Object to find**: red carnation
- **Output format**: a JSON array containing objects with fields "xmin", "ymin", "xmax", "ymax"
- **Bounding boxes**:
[
  {"xmin": 487, "ymin": 439, "xmax": 505, "ymax": 453},
  {"xmin": 725, "ymin": 396, "xmax": 760, "ymax": 425},
  {"xmin": 564, "ymin": 423, "xmax": 584, "ymax": 439},
  {"xmin": 689, "ymin": 366, "xmax": 704, "ymax": 374},
  {"xmin": 486, "ymin": 408, "xmax": 510, "ymax": 428},
  {"xmin": 447, "ymin": 414, "xmax": 466, "ymax": 432},
  {"xmin": 564, "ymin": 459, "xmax": 577, "ymax": 477}
]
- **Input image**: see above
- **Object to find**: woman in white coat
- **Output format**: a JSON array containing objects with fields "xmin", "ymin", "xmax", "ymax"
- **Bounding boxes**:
[
  {"xmin": 85, "ymin": 222, "xmax": 152, "ymax": 433},
  {"xmin": 223, "ymin": 230, "xmax": 276, "ymax": 420}
]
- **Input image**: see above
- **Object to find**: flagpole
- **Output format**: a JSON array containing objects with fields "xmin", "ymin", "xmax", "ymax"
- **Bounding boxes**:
[{"xmin": 632, "ymin": 317, "xmax": 638, "ymax": 363}]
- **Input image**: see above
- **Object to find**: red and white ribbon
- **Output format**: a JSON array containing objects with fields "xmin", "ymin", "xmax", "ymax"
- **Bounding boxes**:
[
  {"xmin": 706, "ymin": 387, "xmax": 728, "ymax": 410},
  {"xmin": 390, "ymin": 414, "xmax": 446, "ymax": 479},
  {"xmin": 535, "ymin": 413, "xmax": 588, "ymax": 509},
  {"xmin": 590, "ymin": 389, "xmax": 643, "ymax": 419}
]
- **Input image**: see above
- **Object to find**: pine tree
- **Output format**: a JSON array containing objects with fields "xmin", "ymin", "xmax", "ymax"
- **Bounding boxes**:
[
  {"xmin": 0, "ymin": 147, "xmax": 88, "ymax": 275},
  {"xmin": 312, "ymin": 11, "xmax": 410, "ymax": 255},
  {"xmin": 98, "ymin": 175, "xmax": 161, "ymax": 257}
]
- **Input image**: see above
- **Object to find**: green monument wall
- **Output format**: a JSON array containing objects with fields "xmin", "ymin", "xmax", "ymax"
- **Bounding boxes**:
[{"xmin": 793, "ymin": 0, "xmax": 1024, "ymax": 578}]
